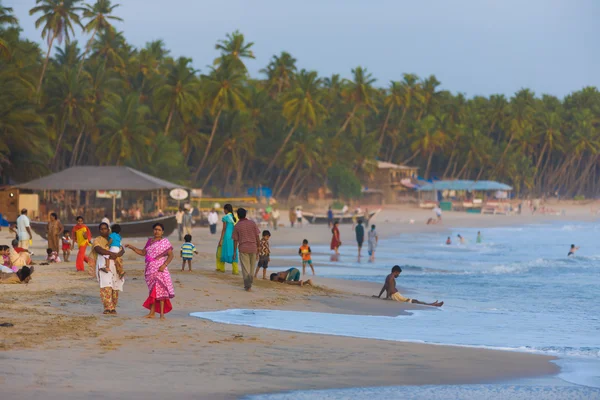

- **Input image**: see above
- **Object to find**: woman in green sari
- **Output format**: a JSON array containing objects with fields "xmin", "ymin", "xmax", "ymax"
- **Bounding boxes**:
[{"xmin": 216, "ymin": 204, "xmax": 239, "ymax": 274}]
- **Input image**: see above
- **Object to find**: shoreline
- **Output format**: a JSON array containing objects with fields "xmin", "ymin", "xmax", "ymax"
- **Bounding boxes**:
[{"xmin": 2, "ymin": 206, "xmax": 590, "ymax": 399}]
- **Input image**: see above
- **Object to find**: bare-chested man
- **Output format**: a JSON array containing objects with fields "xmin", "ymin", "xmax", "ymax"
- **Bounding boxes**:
[
  {"xmin": 373, "ymin": 265, "xmax": 443, "ymax": 307},
  {"xmin": 270, "ymin": 268, "xmax": 313, "ymax": 286}
]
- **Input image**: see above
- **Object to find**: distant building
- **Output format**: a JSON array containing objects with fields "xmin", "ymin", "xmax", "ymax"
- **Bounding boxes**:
[{"xmin": 362, "ymin": 161, "xmax": 419, "ymax": 204}]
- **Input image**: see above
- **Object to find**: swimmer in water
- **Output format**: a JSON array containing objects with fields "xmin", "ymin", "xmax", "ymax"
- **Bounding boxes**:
[
  {"xmin": 567, "ymin": 244, "xmax": 579, "ymax": 257},
  {"xmin": 446, "ymin": 237, "xmax": 452, "ymax": 245},
  {"xmin": 457, "ymin": 234, "xmax": 465, "ymax": 244},
  {"xmin": 476, "ymin": 231, "xmax": 482, "ymax": 244}
]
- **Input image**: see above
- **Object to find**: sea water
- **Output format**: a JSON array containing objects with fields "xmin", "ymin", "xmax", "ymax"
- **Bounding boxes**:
[{"xmin": 191, "ymin": 221, "xmax": 600, "ymax": 399}]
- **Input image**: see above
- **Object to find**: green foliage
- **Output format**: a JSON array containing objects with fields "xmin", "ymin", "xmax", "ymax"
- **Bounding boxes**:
[
  {"xmin": 0, "ymin": 2, "xmax": 599, "ymax": 199},
  {"xmin": 331, "ymin": 201, "xmax": 345, "ymax": 210},
  {"xmin": 573, "ymin": 195, "xmax": 585, "ymax": 201},
  {"xmin": 327, "ymin": 166, "xmax": 362, "ymax": 200}
]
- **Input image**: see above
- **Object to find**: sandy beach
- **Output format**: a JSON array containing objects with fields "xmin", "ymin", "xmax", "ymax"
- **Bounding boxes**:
[{"xmin": 2, "ymin": 203, "xmax": 593, "ymax": 399}]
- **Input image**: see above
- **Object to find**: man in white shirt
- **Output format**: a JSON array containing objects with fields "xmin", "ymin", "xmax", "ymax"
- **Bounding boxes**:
[
  {"xmin": 295, "ymin": 208, "xmax": 303, "ymax": 228},
  {"xmin": 175, "ymin": 207, "xmax": 184, "ymax": 241},
  {"xmin": 16, "ymin": 209, "xmax": 32, "ymax": 249},
  {"xmin": 207, "ymin": 208, "xmax": 219, "ymax": 235},
  {"xmin": 271, "ymin": 208, "xmax": 280, "ymax": 231},
  {"xmin": 433, "ymin": 205, "xmax": 442, "ymax": 221}
]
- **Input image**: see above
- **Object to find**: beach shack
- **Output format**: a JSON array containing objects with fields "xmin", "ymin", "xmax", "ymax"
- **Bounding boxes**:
[
  {"xmin": 417, "ymin": 180, "xmax": 513, "ymax": 213},
  {"xmin": 362, "ymin": 161, "xmax": 419, "ymax": 204},
  {"xmin": 15, "ymin": 166, "xmax": 184, "ymax": 226}
]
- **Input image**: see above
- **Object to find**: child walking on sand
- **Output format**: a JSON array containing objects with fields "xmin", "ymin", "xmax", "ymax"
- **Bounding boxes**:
[
  {"xmin": 180, "ymin": 234, "xmax": 198, "ymax": 271},
  {"xmin": 100, "ymin": 224, "xmax": 125, "ymax": 279},
  {"xmin": 254, "ymin": 230, "xmax": 271, "ymax": 279},
  {"xmin": 298, "ymin": 239, "xmax": 315, "ymax": 276},
  {"xmin": 61, "ymin": 230, "xmax": 72, "ymax": 262}
]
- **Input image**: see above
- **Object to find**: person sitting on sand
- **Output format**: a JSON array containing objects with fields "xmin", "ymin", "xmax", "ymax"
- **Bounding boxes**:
[
  {"xmin": 568, "ymin": 244, "xmax": 579, "ymax": 257},
  {"xmin": 9, "ymin": 239, "xmax": 32, "ymax": 267},
  {"xmin": 270, "ymin": 268, "xmax": 312, "ymax": 286},
  {"xmin": 373, "ymin": 265, "xmax": 443, "ymax": 307},
  {"xmin": 0, "ymin": 266, "xmax": 34, "ymax": 284}
]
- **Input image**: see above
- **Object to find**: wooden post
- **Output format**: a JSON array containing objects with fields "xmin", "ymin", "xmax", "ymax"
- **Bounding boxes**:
[{"xmin": 112, "ymin": 194, "xmax": 116, "ymax": 223}]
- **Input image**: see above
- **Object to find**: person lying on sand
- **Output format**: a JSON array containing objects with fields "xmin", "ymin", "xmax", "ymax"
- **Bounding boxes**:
[
  {"xmin": 373, "ymin": 265, "xmax": 443, "ymax": 307},
  {"xmin": 270, "ymin": 268, "xmax": 312, "ymax": 286},
  {"xmin": 0, "ymin": 266, "xmax": 34, "ymax": 284}
]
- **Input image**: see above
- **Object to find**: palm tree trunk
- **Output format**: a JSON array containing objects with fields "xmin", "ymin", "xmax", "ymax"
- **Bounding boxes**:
[
  {"xmin": 201, "ymin": 162, "xmax": 220, "ymax": 190},
  {"xmin": 266, "ymin": 124, "xmax": 296, "ymax": 172},
  {"xmin": 378, "ymin": 103, "xmax": 394, "ymax": 148},
  {"xmin": 495, "ymin": 132, "xmax": 515, "ymax": 174},
  {"xmin": 78, "ymin": 136, "xmax": 88, "ymax": 165},
  {"xmin": 275, "ymin": 158, "xmax": 301, "ymax": 198},
  {"xmin": 442, "ymin": 140, "xmax": 458, "ymax": 178},
  {"xmin": 51, "ymin": 118, "xmax": 69, "ymax": 170},
  {"xmin": 456, "ymin": 151, "xmax": 472, "ymax": 179},
  {"xmin": 401, "ymin": 149, "xmax": 421, "ymax": 165},
  {"xmin": 164, "ymin": 103, "xmax": 176, "ymax": 136},
  {"xmin": 69, "ymin": 126, "xmax": 86, "ymax": 166},
  {"xmin": 425, "ymin": 151, "xmax": 434, "ymax": 179},
  {"xmin": 194, "ymin": 107, "xmax": 223, "ymax": 182},
  {"xmin": 77, "ymin": 26, "xmax": 99, "ymax": 77},
  {"xmin": 335, "ymin": 104, "xmax": 358, "ymax": 138},
  {"xmin": 37, "ymin": 34, "xmax": 56, "ymax": 94}
]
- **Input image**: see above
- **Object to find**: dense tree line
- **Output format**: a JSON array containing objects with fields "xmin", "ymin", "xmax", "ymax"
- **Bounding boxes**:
[{"xmin": 1, "ymin": 1, "xmax": 599, "ymax": 199}]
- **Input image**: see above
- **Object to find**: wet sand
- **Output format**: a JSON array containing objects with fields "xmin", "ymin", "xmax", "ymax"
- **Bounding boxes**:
[{"xmin": 1, "ymin": 204, "xmax": 588, "ymax": 399}]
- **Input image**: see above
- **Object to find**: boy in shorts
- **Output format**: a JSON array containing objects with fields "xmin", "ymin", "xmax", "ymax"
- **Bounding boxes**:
[
  {"xmin": 181, "ymin": 234, "xmax": 198, "ymax": 271},
  {"xmin": 254, "ymin": 230, "xmax": 271, "ymax": 279},
  {"xmin": 298, "ymin": 239, "xmax": 315, "ymax": 276}
]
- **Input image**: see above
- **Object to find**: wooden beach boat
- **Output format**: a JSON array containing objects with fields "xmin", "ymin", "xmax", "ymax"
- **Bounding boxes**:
[
  {"xmin": 30, "ymin": 215, "xmax": 177, "ymax": 240},
  {"xmin": 302, "ymin": 209, "xmax": 381, "ymax": 224}
]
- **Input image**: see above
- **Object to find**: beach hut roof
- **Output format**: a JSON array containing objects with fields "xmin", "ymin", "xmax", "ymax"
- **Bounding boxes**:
[
  {"xmin": 16, "ymin": 166, "xmax": 183, "ymax": 191},
  {"xmin": 417, "ymin": 180, "xmax": 512, "ymax": 192},
  {"xmin": 376, "ymin": 161, "xmax": 418, "ymax": 170}
]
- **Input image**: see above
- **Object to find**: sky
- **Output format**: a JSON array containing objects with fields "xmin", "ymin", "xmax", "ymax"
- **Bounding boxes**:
[{"xmin": 5, "ymin": 0, "xmax": 600, "ymax": 98}]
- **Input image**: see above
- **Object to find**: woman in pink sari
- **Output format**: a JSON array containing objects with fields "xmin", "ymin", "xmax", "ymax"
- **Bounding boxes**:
[{"xmin": 126, "ymin": 223, "xmax": 175, "ymax": 319}]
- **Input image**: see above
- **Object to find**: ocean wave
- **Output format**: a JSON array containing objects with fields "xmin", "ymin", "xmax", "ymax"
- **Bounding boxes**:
[{"xmin": 191, "ymin": 309, "xmax": 600, "ymax": 361}]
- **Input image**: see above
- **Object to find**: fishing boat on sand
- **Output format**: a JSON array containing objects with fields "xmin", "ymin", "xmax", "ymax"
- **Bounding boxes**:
[
  {"xmin": 31, "ymin": 215, "xmax": 177, "ymax": 240},
  {"xmin": 302, "ymin": 209, "xmax": 381, "ymax": 224}
]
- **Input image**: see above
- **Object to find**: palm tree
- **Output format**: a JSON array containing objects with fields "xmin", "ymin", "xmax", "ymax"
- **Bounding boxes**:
[
  {"xmin": 336, "ymin": 66, "xmax": 377, "ymax": 137},
  {"xmin": 29, "ymin": 0, "xmax": 85, "ymax": 93},
  {"xmin": 78, "ymin": 0, "xmax": 122, "ymax": 76},
  {"xmin": 261, "ymin": 51, "xmax": 297, "ymax": 96},
  {"xmin": 416, "ymin": 75, "xmax": 441, "ymax": 121},
  {"xmin": 0, "ymin": 3, "xmax": 18, "ymax": 59},
  {"xmin": 496, "ymin": 89, "xmax": 535, "ymax": 172},
  {"xmin": 153, "ymin": 57, "xmax": 200, "ymax": 136},
  {"xmin": 267, "ymin": 69, "xmax": 326, "ymax": 172},
  {"xmin": 98, "ymin": 93, "xmax": 153, "ymax": 165},
  {"xmin": 46, "ymin": 65, "xmax": 93, "ymax": 169},
  {"xmin": 92, "ymin": 26, "xmax": 126, "ymax": 71},
  {"xmin": 410, "ymin": 115, "xmax": 449, "ymax": 178},
  {"xmin": 193, "ymin": 60, "xmax": 246, "ymax": 182},
  {"xmin": 379, "ymin": 81, "xmax": 404, "ymax": 147},
  {"xmin": 214, "ymin": 30, "xmax": 255, "ymax": 72}
]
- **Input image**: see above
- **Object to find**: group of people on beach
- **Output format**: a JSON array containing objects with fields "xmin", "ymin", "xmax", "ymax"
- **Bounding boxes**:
[{"xmin": 1, "ymin": 204, "xmax": 446, "ymax": 317}]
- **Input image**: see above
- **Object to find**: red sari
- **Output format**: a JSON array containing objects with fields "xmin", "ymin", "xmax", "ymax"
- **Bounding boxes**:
[{"xmin": 330, "ymin": 225, "xmax": 341, "ymax": 250}]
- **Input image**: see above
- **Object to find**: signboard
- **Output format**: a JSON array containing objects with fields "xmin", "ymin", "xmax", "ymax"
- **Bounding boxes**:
[
  {"xmin": 96, "ymin": 190, "xmax": 122, "ymax": 199},
  {"xmin": 169, "ymin": 188, "xmax": 189, "ymax": 201},
  {"xmin": 190, "ymin": 188, "xmax": 203, "ymax": 198}
]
